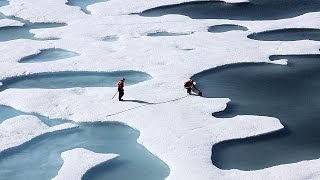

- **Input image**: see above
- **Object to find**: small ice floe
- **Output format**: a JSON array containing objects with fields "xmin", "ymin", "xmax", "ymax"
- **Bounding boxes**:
[
  {"xmin": 271, "ymin": 59, "xmax": 288, "ymax": 65},
  {"xmin": 0, "ymin": 19, "xmax": 24, "ymax": 28},
  {"xmin": 52, "ymin": 148, "xmax": 118, "ymax": 180}
]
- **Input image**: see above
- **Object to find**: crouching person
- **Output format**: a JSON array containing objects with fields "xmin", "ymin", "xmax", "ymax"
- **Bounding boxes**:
[{"xmin": 184, "ymin": 79, "xmax": 203, "ymax": 96}]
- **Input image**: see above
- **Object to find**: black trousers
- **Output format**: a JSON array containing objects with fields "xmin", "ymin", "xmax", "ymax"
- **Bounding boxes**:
[
  {"xmin": 118, "ymin": 88, "xmax": 124, "ymax": 100},
  {"xmin": 186, "ymin": 87, "xmax": 192, "ymax": 94}
]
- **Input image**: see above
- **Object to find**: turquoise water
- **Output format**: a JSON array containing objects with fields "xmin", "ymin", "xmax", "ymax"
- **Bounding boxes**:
[
  {"xmin": 208, "ymin": 24, "xmax": 248, "ymax": 33},
  {"xmin": 66, "ymin": 0, "xmax": 109, "ymax": 14},
  {"xmin": 248, "ymin": 28, "xmax": 320, "ymax": 41},
  {"xmin": 0, "ymin": 71, "xmax": 152, "ymax": 91},
  {"xmin": 140, "ymin": 0, "xmax": 320, "ymax": 20},
  {"xmin": 0, "ymin": 4, "xmax": 66, "ymax": 42},
  {"xmin": 0, "ymin": 122, "xmax": 170, "ymax": 180},
  {"xmin": 0, "ymin": 0, "xmax": 8, "ymax": 7},
  {"xmin": 19, "ymin": 48, "xmax": 80, "ymax": 63},
  {"xmin": 0, "ymin": 68, "xmax": 165, "ymax": 179},
  {"xmin": 0, "ymin": 105, "xmax": 69, "ymax": 126},
  {"xmin": 0, "ymin": 67, "xmax": 163, "ymax": 180},
  {"xmin": 0, "ymin": 23, "xmax": 66, "ymax": 42},
  {"xmin": 147, "ymin": 31, "xmax": 191, "ymax": 37},
  {"xmin": 0, "ymin": 105, "xmax": 24, "ymax": 124},
  {"xmin": 0, "ymin": 12, "xmax": 6, "ymax": 19},
  {"xmin": 192, "ymin": 54, "xmax": 320, "ymax": 170}
]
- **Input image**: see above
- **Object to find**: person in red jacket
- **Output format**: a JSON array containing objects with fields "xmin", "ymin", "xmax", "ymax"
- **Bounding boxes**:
[
  {"xmin": 184, "ymin": 79, "xmax": 202, "ymax": 96},
  {"xmin": 117, "ymin": 78, "xmax": 125, "ymax": 101},
  {"xmin": 184, "ymin": 79, "xmax": 194, "ymax": 95}
]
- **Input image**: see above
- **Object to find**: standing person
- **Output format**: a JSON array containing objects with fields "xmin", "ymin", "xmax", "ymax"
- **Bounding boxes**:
[{"xmin": 117, "ymin": 78, "xmax": 125, "ymax": 101}]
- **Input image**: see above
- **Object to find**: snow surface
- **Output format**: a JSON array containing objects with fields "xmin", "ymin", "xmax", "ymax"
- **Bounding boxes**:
[
  {"xmin": 0, "ymin": 0, "xmax": 319, "ymax": 179},
  {"xmin": 0, "ymin": 18, "xmax": 23, "ymax": 28},
  {"xmin": 0, "ymin": 115, "xmax": 78, "ymax": 153},
  {"xmin": 52, "ymin": 148, "xmax": 118, "ymax": 180}
]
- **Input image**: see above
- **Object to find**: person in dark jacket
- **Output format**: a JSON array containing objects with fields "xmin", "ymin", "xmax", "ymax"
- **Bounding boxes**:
[
  {"xmin": 184, "ymin": 79, "xmax": 194, "ymax": 95},
  {"xmin": 184, "ymin": 79, "xmax": 203, "ymax": 96},
  {"xmin": 117, "ymin": 78, "xmax": 125, "ymax": 101}
]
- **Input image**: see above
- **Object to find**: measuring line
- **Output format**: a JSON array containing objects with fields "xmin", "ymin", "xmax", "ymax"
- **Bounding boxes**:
[{"xmin": 106, "ymin": 95, "xmax": 188, "ymax": 117}]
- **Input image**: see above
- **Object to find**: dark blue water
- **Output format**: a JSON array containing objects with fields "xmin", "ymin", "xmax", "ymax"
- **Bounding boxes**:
[
  {"xmin": 208, "ymin": 24, "xmax": 248, "ymax": 33},
  {"xmin": 147, "ymin": 31, "xmax": 191, "ymax": 37},
  {"xmin": 192, "ymin": 54, "xmax": 320, "ymax": 170},
  {"xmin": 19, "ymin": 48, "xmax": 80, "ymax": 63},
  {"xmin": 248, "ymin": 28, "xmax": 320, "ymax": 41},
  {"xmin": 66, "ymin": 0, "xmax": 109, "ymax": 14},
  {"xmin": 0, "ymin": 23, "xmax": 66, "ymax": 42},
  {"xmin": 140, "ymin": 0, "xmax": 320, "ymax": 20},
  {"xmin": 0, "ymin": 71, "xmax": 152, "ymax": 91},
  {"xmin": 0, "ymin": 122, "xmax": 170, "ymax": 180}
]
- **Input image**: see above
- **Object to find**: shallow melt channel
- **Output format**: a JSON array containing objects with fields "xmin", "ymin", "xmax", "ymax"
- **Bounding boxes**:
[
  {"xmin": 140, "ymin": 0, "xmax": 320, "ymax": 20},
  {"xmin": 0, "ymin": 105, "xmax": 69, "ymax": 126},
  {"xmin": 208, "ymin": 24, "xmax": 248, "ymax": 33},
  {"xmin": 19, "ymin": 48, "xmax": 80, "ymax": 63},
  {"xmin": 102, "ymin": 35, "xmax": 119, "ymax": 42},
  {"xmin": 192, "ymin": 54, "xmax": 320, "ymax": 170},
  {"xmin": 0, "ymin": 71, "xmax": 152, "ymax": 91},
  {"xmin": 147, "ymin": 31, "xmax": 191, "ymax": 37},
  {"xmin": 0, "ymin": 22, "xmax": 65, "ymax": 42},
  {"xmin": 0, "ymin": 122, "xmax": 170, "ymax": 180},
  {"xmin": 0, "ymin": 105, "xmax": 24, "ymax": 124},
  {"xmin": 0, "ymin": 12, "xmax": 7, "ymax": 20}
]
